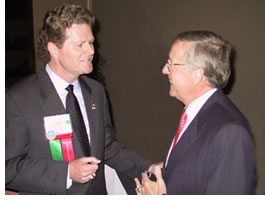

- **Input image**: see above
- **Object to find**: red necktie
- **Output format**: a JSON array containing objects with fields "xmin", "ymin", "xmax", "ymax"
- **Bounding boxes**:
[{"xmin": 172, "ymin": 110, "xmax": 187, "ymax": 148}]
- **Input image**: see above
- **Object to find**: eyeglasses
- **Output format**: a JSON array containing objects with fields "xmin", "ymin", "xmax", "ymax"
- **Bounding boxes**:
[{"xmin": 165, "ymin": 60, "xmax": 186, "ymax": 72}]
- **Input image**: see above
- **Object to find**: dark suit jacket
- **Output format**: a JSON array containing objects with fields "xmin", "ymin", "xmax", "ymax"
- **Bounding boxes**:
[
  {"xmin": 5, "ymin": 69, "xmax": 151, "ymax": 194},
  {"xmin": 163, "ymin": 89, "xmax": 256, "ymax": 194}
]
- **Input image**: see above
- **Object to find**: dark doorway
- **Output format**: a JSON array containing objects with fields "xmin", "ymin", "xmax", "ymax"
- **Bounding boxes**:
[{"xmin": 6, "ymin": 0, "xmax": 35, "ymax": 88}]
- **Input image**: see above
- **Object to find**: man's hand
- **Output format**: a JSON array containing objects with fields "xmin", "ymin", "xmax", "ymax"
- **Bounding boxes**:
[
  {"xmin": 148, "ymin": 162, "xmax": 163, "ymax": 174},
  {"xmin": 69, "ymin": 156, "xmax": 101, "ymax": 183},
  {"xmin": 134, "ymin": 164, "xmax": 166, "ymax": 195}
]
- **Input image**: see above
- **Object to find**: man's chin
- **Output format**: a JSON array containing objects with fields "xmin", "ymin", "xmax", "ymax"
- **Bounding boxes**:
[
  {"xmin": 169, "ymin": 89, "xmax": 176, "ymax": 97},
  {"xmin": 83, "ymin": 66, "xmax": 93, "ymax": 74}
]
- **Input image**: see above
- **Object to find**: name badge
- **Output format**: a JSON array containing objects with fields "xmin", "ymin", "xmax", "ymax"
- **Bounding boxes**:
[
  {"xmin": 44, "ymin": 114, "xmax": 75, "ymax": 161},
  {"xmin": 44, "ymin": 114, "xmax": 73, "ymax": 140}
]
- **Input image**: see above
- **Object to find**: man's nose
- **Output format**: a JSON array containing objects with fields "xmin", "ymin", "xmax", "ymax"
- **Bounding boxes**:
[
  {"xmin": 83, "ymin": 43, "xmax": 94, "ymax": 54},
  {"xmin": 162, "ymin": 64, "xmax": 169, "ymax": 75}
]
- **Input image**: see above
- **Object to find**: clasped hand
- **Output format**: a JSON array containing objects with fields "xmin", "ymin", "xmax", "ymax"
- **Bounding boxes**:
[
  {"xmin": 134, "ymin": 162, "xmax": 167, "ymax": 195},
  {"xmin": 69, "ymin": 156, "xmax": 101, "ymax": 183}
]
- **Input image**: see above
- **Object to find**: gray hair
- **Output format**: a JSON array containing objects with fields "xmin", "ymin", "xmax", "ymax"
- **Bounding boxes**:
[{"xmin": 173, "ymin": 31, "xmax": 232, "ymax": 88}]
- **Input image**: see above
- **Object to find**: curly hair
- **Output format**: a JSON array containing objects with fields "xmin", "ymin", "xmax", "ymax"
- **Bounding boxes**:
[{"xmin": 37, "ymin": 3, "xmax": 95, "ymax": 63}]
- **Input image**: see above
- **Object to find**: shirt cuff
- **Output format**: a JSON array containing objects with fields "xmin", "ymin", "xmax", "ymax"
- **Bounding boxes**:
[{"xmin": 66, "ymin": 164, "xmax": 72, "ymax": 189}]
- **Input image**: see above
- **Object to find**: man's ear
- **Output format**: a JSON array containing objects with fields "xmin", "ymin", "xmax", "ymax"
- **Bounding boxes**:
[
  {"xmin": 193, "ymin": 67, "xmax": 205, "ymax": 85},
  {"xmin": 47, "ymin": 42, "xmax": 59, "ymax": 58}
]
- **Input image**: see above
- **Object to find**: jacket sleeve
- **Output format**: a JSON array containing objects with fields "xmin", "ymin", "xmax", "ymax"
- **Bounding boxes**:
[
  {"xmin": 5, "ymin": 92, "xmax": 69, "ymax": 194},
  {"xmin": 205, "ymin": 124, "xmax": 256, "ymax": 194}
]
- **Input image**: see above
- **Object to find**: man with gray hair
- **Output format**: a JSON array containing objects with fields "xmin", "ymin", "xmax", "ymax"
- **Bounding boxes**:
[{"xmin": 135, "ymin": 31, "xmax": 256, "ymax": 194}]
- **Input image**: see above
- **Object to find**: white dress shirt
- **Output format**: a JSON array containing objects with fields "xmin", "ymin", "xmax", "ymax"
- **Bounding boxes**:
[
  {"xmin": 46, "ymin": 65, "xmax": 92, "ymax": 188},
  {"xmin": 46, "ymin": 65, "xmax": 91, "ymax": 142}
]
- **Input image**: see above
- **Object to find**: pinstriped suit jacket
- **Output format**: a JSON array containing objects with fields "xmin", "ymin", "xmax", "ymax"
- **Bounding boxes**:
[{"xmin": 163, "ymin": 89, "xmax": 256, "ymax": 194}]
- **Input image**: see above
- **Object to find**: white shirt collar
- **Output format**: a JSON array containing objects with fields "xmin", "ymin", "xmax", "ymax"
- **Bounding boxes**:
[
  {"xmin": 185, "ymin": 88, "xmax": 217, "ymax": 126},
  {"xmin": 45, "ymin": 64, "xmax": 81, "ymax": 95}
]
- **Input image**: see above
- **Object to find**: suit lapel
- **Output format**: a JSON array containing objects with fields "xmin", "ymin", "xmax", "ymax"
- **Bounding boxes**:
[
  {"xmin": 164, "ymin": 116, "xmax": 200, "ymax": 178},
  {"xmin": 164, "ymin": 89, "xmax": 225, "ymax": 179},
  {"xmin": 38, "ymin": 70, "xmax": 88, "ymax": 158},
  {"xmin": 79, "ymin": 77, "xmax": 97, "ymax": 156},
  {"xmin": 38, "ymin": 69, "xmax": 66, "ymax": 116}
]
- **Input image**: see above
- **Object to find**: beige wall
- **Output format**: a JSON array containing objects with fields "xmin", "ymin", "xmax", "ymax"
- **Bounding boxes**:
[
  {"xmin": 31, "ymin": 0, "xmax": 265, "ymax": 194},
  {"xmin": 93, "ymin": 0, "xmax": 265, "ymax": 194}
]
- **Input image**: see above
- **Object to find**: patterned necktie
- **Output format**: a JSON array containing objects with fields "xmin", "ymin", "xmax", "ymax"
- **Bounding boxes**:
[
  {"xmin": 172, "ymin": 110, "xmax": 187, "ymax": 148},
  {"xmin": 66, "ymin": 84, "xmax": 91, "ymax": 156}
]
